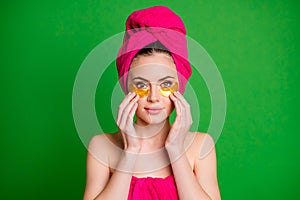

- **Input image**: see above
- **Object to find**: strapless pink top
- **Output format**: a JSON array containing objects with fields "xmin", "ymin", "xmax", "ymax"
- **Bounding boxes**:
[
  {"xmin": 109, "ymin": 173, "xmax": 179, "ymax": 200},
  {"xmin": 129, "ymin": 174, "xmax": 179, "ymax": 200}
]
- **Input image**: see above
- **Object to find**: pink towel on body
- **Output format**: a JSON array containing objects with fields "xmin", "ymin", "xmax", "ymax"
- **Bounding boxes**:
[{"xmin": 128, "ymin": 175, "xmax": 179, "ymax": 200}]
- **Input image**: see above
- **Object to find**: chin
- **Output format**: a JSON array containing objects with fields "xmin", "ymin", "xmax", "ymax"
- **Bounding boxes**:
[{"xmin": 148, "ymin": 115, "xmax": 168, "ymax": 124}]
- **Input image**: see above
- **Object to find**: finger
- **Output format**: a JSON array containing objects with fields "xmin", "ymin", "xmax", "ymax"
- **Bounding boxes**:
[
  {"xmin": 172, "ymin": 93, "xmax": 189, "ymax": 133},
  {"xmin": 125, "ymin": 102, "xmax": 139, "ymax": 137},
  {"xmin": 117, "ymin": 92, "xmax": 136, "ymax": 125},
  {"xmin": 127, "ymin": 102, "xmax": 138, "ymax": 125},
  {"xmin": 170, "ymin": 93, "xmax": 183, "ymax": 129},
  {"xmin": 170, "ymin": 93, "xmax": 181, "ymax": 117},
  {"xmin": 175, "ymin": 95, "xmax": 186, "ymax": 130},
  {"xmin": 119, "ymin": 94, "xmax": 139, "ymax": 129},
  {"xmin": 173, "ymin": 91, "xmax": 189, "ymax": 108},
  {"xmin": 173, "ymin": 91, "xmax": 192, "ymax": 125},
  {"xmin": 170, "ymin": 93, "xmax": 183, "ymax": 117},
  {"xmin": 170, "ymin": 101, "xmax": 182, "ymax": 142},
  {"xmin": 119, "ymin": 94, "xmax": 139, "ymax": 130}
]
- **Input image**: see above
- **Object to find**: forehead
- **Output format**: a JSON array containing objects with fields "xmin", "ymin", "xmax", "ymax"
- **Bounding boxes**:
[
  {"xmin": 128, "ymin": 63, "xmax": 178, "ymax": 82},
  {"xmin": 128, "ymin": 53, "xmax": 178, "ymax": 81}
]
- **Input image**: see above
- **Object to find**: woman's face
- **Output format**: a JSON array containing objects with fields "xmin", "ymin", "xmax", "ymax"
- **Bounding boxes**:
[{"xmin": 127, "ymin": 52, "xmax": 179, "ymax": 125}]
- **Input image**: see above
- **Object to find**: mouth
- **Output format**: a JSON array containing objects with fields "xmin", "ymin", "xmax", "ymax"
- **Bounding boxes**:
[{"xmin": 144, "ymin": 107, "xmax": 164, "ymax": 115}]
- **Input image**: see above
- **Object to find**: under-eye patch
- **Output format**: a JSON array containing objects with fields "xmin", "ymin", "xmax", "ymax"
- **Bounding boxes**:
[
  {"xmin": 128, "ymin": 84, "xmax": 149, "ymax": 98},
  {"xmin": 129, "ymin": 82, "xmax": 178, "ymax": 98},
  {"xmin": 159, "ymin": 82, "xmax": 178, "ymax": 97}
]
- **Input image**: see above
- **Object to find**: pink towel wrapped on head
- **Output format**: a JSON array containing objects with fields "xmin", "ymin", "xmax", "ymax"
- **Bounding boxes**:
[{"xmin": 116, "ymin": 6, "xmax": 192, "ymax": 94}]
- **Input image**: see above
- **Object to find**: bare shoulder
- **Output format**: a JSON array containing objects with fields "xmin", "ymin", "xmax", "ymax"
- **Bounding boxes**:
[
  {"xmin": 84, "ymin": 133, "xmax": 120, "ymax": 199},
  {"xmin": 88, "ymin": 132, "xmax": 123, "ymax": 166},
  {"xmin": 89, "ymin": 132, "xmax": 123, "ymax": 148},
  {"xmin": 186, "ymin": 132, "xmax": 216, "ymax": 166},
  {"xmin": 186, "ymin": 132, "xmax": 212, "ymax": 150}
]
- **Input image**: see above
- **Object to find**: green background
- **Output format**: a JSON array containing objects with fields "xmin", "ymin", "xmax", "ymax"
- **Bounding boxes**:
[{"xmin": 1, "ymin": 0, "xmax": 299, "ymax": 199}]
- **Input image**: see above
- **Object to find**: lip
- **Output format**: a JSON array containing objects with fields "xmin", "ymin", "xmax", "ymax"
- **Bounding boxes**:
[{"xmin": 144, "ymin": 107, "xmax": 163, "ymax": 115}]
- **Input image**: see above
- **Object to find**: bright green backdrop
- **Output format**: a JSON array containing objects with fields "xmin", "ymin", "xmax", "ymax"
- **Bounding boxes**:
[{"xmin": 1, "ymin": 0, "xmax": 299, "ymax": 199}]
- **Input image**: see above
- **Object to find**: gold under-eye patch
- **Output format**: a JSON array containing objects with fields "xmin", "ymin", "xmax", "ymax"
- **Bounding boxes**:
[
  {"xmin": 128, "ymin": 82, "xmax": 178, "ymax": 98},
  {"xmin": 128, "ymin": 84, "xmax": 150, "ymax": 98},
  {"xmin": 159, "ymin": 82, "xmax": 178, "ymax": 97}
]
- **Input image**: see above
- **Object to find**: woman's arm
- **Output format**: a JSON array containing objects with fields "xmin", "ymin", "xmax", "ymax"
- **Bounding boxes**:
[
  {"xmin": 83, "ymin": 135, "xmax": 140, "ymax": 200},
  {"xmin": 166, "ymin": 92, "xmax": 221, "ymax": 199},
  {"xmin": 83, "ymin": 143, "xmax": 110, "ymax": 200},
  {"xmin": 194, "ymin": 133, "xmax": 221, "ymax": 200},
  {"xmin": 166, "ymin": 133, "xmax": 221, "ymax": 200},
  {"xmin": 84, "ymin": 92, "xmax": 141, "ymax": 200}
]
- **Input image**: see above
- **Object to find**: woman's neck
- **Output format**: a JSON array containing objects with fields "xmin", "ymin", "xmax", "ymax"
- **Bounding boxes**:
[{"xmin": 133, "ymin": 119, "xmax": 171, "ymax": 151}]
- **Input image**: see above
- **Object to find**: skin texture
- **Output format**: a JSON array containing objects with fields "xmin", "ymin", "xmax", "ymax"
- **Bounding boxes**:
[{"xmin": 83, "ymin": 53, "xmax": 221, "ymax": 200}]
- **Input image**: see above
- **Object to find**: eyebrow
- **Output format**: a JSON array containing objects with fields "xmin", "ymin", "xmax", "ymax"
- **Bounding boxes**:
[{"xmin": 132, "ymin": 76, "xmax": 175, "ymax": 82}]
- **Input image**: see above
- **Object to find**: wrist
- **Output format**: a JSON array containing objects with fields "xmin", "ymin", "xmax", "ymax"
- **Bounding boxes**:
[
  {"xmin": 165, "ymin": 144, "xmax": 185, "ymax": 161},
  {"xmin": 165, "ymin": 141, "xmax": 184, "ymax": 151}
]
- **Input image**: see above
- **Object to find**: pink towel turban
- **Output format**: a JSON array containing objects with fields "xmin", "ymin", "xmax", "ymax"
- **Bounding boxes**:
[{"xmin": 116, "ymin": 6, "xmax": 192, "ymax": 94}]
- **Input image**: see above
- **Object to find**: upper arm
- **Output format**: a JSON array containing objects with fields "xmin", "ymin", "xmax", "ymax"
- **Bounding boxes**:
[
  {"xmin": 194, "ymin": 133, "xmax": 221, "ymax": 200},
  {"xmin": 83, "ymin": 135, "xmax": 110, "ymax": 200}
]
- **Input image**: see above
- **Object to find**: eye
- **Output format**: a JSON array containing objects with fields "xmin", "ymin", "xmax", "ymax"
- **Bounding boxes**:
[
  {"xmin": 135, "ymin": 82, "xmax": 148, "ymax": 89},
  {"xmin": 160, "ymin": 81, "xmax": 173, "ymax": 88}
]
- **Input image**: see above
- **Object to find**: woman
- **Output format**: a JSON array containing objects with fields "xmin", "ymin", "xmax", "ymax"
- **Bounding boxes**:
[{"xmin": 83, "ymin": 6, "xmax": 221, "ymax": 200}]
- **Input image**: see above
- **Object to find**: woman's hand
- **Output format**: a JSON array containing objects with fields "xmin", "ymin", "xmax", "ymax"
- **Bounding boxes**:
[
  {"xmin": 116, "ymin": 92, "xmax": 141, "ymax": 152},
  {"xmin": 165, "ymin": 91, "xmax": 193, "ymax": 150}
]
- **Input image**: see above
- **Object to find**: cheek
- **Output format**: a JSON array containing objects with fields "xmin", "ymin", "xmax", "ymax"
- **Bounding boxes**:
[
  {"xmin": 135, "ymin": 99, "xmax": 146, "ymax": 114},
  {"xmin": 163, "ymin": 98, "xmax": 175, "ymax": 113}
]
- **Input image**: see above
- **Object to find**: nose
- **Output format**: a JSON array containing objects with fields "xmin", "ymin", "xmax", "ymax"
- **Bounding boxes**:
[{"xmin": 147, "ymin": 84, "xmax": 159, "ymax": 102}]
